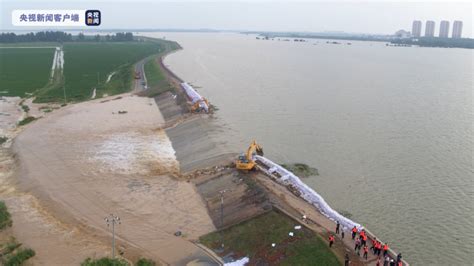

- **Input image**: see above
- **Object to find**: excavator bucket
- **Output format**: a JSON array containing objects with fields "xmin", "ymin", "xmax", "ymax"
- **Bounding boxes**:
[{"xmin": 256, "ymin": 146, "xmax": 264, "ymax": 156}]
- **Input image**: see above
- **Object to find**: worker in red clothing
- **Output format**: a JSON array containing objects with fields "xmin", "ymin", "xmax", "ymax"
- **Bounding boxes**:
[
  {"xmin": 351, "ymin": 226, "xmax": 357, "ymax": 239},
  {"xmin": 375, "ymin": 241, "xmax": 382, "ymax": 256},
  {"xmin": 363, "ymin": 245, "xmax": 369, "ymax": 260},
  {"xmin": 371, "ymin": 237, "xmax": 377, "ymax": 253},
  {"xmin": 329, "ymin": 235, "xmax": 335, "ymax": 248},
  {"xmin": 383, "ymin": 243, "xmax": 389, "ymax": 257}
]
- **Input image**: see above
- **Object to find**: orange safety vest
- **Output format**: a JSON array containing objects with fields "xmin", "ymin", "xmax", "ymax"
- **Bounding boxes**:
[
  {"xmin": 383, "ymin": 244, "xmax": 389, "ymax": 251},
  {"xmin": 352, "ymin": 227, "xmax": 357, "ymax": 233},
  {"xmin": 329, "ymin": 236, "xmax": 334, "ymax": 241},
  {"xmin": 363, "ymin": 234, "xmax": 367, "ymax": 241}
]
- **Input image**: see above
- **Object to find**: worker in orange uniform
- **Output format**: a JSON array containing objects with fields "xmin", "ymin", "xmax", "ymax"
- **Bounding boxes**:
[
  {"xmin": 362, "ymin": 233, "xmax": 368, "ymax": 247},
  {"xmin": 329, "ymin": 234, "xmax": 335, "ymax": 248},
  {"xmin": 383, "ymin": 243, "xmax": 389, "ymax": 257},
  {"xmin": 363, "ymin": 245, "xmax": 369, "ymax": 260},
  {"xmin": 351, "ymin": 226, "xmax": 357, "ymax": 239}
]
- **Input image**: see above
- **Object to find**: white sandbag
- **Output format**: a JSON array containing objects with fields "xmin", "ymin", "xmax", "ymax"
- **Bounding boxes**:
[
  {"xmin": 224, "ymin": 257, "xmax": 249, "ymax": 266},
  {"xmin": 180, "ymin": 82, "xmax": 209, "ymax": 112},
  {"xmin": 255, "ymin": 155, "xmax": 363, "ymax": 232}
]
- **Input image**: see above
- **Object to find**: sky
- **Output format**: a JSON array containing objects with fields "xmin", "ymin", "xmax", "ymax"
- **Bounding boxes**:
[{"xmin": 1, "ymin": 0, "xmax": 472, "ymax": 37}]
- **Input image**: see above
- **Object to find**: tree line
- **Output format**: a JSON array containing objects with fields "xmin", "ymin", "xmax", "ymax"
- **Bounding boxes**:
[
  {"xmin": 391, "ymin": 37, "xmax": 474, "ymax": 49},
  {"xmin": 0, "ymin": 31, "xmax": 135, "ymax": 43}
]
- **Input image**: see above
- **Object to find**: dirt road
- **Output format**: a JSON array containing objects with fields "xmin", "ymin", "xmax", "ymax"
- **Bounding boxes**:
[{"xmin": 12, "ymin": 94, "xmax": 218, "ymax": 265}]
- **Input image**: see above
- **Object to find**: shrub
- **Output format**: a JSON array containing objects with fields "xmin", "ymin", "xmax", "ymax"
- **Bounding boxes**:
[
  {"xmin": 20, "ymin": 105, "xmax": 30, "ymax": 113},
  {"xmin": 4, "ymin": 248, "xmax": 35, "ymax": 266},
  {"xmin": 81, "ymin": 257, "xmax": 129, "ymax": 266},
  {"xmin": 18, "ymin": 117, "xmax": 36, "ymax": 126},
  {"xmin": 0, "ymin": 201, "xmax": 12, "ymax": 230},
  {"xmin": 136, "ymin": 258, "xmax": 156, "ymax": 266}
]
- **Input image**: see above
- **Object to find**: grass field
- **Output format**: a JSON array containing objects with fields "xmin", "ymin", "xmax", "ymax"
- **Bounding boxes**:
[
  {"xmin": 200, "ymin": 210, "xmax": 341, "ymax": 265},
  {"xmin": 0, "ymin": 47, "xmax": 55, "ymax": 96},
  {"xmin": 35, "ymin": 42, "xmax": 166, "ymax": 102},
  {"xmin": 144, "ymin": 57, "xmax": 173, "ymax": 95}
]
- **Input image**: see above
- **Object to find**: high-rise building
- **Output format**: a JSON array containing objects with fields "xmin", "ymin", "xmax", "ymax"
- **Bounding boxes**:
[
  {"xmin": 452, "ymin": 21, "xmax": 463, "ymax": 38},
  {"xmin": 425, "ymin": 21, "xmax": 435, "ymax": 37},
  {"xmin": 439, "ymin": 20, "xmax": 450, "ymax": 38},
  {"xmin": 412, "ymin": 20, "xmax": 422, "ymax": 38}
]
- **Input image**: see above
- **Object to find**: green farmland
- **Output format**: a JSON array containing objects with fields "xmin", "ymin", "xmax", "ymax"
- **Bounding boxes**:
[
  {"xmin": 0, "ymin": 47, "xmax": 55, "ymax": 96},
  {"xmin": 0, "ymin": 39, "xmax": 178, "ymax": 102},
  {"xmin": 36, "ymin": 42, "xmax": 165, "ymax": 102}
]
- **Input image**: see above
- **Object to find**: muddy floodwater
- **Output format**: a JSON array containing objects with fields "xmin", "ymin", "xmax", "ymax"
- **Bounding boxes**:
[{"xmin": 142, "ymin": 32, "xmax": 473, "ymax": 265}]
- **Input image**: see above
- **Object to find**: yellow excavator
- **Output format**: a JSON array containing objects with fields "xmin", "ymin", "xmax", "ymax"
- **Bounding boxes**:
[
  {"xmin": 236, "ymin": 140, "xmax": 264, "ymax": 170},
  {"xmin": 189, "ymin": 98, "xmax": 209, "ymax": 113}
]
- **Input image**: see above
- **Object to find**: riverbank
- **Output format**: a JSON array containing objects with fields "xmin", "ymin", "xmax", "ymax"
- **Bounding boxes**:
[
  {"xmin": 2, "ymin": 35, "xmax": 409, "ymax": 265},
  {"xmin": 157, "ymin": 38, "xmax": 409, "ymax": 265}
]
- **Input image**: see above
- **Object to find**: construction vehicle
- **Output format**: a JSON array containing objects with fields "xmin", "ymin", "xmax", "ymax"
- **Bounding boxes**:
[
  {"xmin": 189, "ymin": 98, "xmax": 210, "ymax": 113},
  {"xmin": 236, "ymin": 140, "xmax": 264, "ymax": 170},
  {"xmin": 134, "ymin": 71, "xmax": 141, "ymax": 79}
]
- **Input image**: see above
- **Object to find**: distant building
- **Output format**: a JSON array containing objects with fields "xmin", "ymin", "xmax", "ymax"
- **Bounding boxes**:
[
  {"xmin": 412, "ymin": 20, "xmax": 422, "ymax": 37},
  {"xmin": 395, "ymin": 30, "xmax": 411, "ymax": 38},
  {"xmin": 439, "ymin": 21, "xmax": 450, "ymax": 38},
  {"xmin": 425, "ymin": 21, "xmax": 435, "ymax": 37},
  {"xmin": 452, "ymin": 21, "xmax": 463, "ymax": 38}
]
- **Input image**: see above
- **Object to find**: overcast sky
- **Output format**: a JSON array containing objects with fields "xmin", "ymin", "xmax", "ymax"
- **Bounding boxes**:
[{"xmin": 1, "ymin": 0, "xmax": 472, "ymax": 37}]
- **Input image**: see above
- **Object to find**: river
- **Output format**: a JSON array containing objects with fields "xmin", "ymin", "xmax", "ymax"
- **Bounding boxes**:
[{"xmin": 143, "ymin": 32, "xmax": 473, "ymax": 265}]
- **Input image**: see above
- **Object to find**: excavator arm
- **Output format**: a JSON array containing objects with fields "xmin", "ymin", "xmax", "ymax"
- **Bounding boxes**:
[{"xmin": 236, "ymin": 140, "xmax": 264, "ymax": 170}]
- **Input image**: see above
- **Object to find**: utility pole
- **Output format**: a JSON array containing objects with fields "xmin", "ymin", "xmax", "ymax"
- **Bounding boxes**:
[
  {"xmin": 219, "ymin": 189, "xmax": 228, "ymax": 249},
  {"xmin": 62, "ymin": 75, "xmax": 67, "ymax": 104},
  {"xmin": 105, "ymin": 214, "xmax": 121, "ymax": 258}
]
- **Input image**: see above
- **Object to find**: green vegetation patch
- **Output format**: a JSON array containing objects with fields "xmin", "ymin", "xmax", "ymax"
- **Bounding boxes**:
[
  {"xmin": 0, "ymin": 201, "xmax": 12, "ymax": 230},
  {"xmin": 143, "ymin": 58, "xmax": 173, "ymax": 95},
  {"xmin": 3, "ymin": 248, "xmax": 35, "ymax": 266},
  {"xmin": 0, "ymin": 136, "xmax": 7, "ymax": 145},
  {"xmin": 0, "ymin": 204, "xmax": 36, "ymax": 266},
  {"xmin": 18, "ymin": 116, "xmax": 36, "ymax": 126},
  {"xmin": 200, "ymin": 210, "xmax": 340, "ymax": 265},
  {"xmin": 280, "ymin": 163, "xmax": 319, "ymax": 177},
  {"xmin": 0, "ymin": 47, "xmax": 55, "ymax": 97},
  {"xmin": 1, "ymin": 238, "xmax": 21, "ymax": 256},
  {"xmin": 81, "ymin": 257, "xmax": 129, "ymax": 266},
  {"xmin": 20, "ymin": 104, "xmax": 29, "ymax": 113},
  {"xmin": 136, "ymin": 258, "xmax": 156, "ymax": 266}
]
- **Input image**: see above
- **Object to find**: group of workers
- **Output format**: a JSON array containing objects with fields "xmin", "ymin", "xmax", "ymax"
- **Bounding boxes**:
[{"xmin": 327, "ymin": 221, "xmax": 403, "ymax": 266}]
